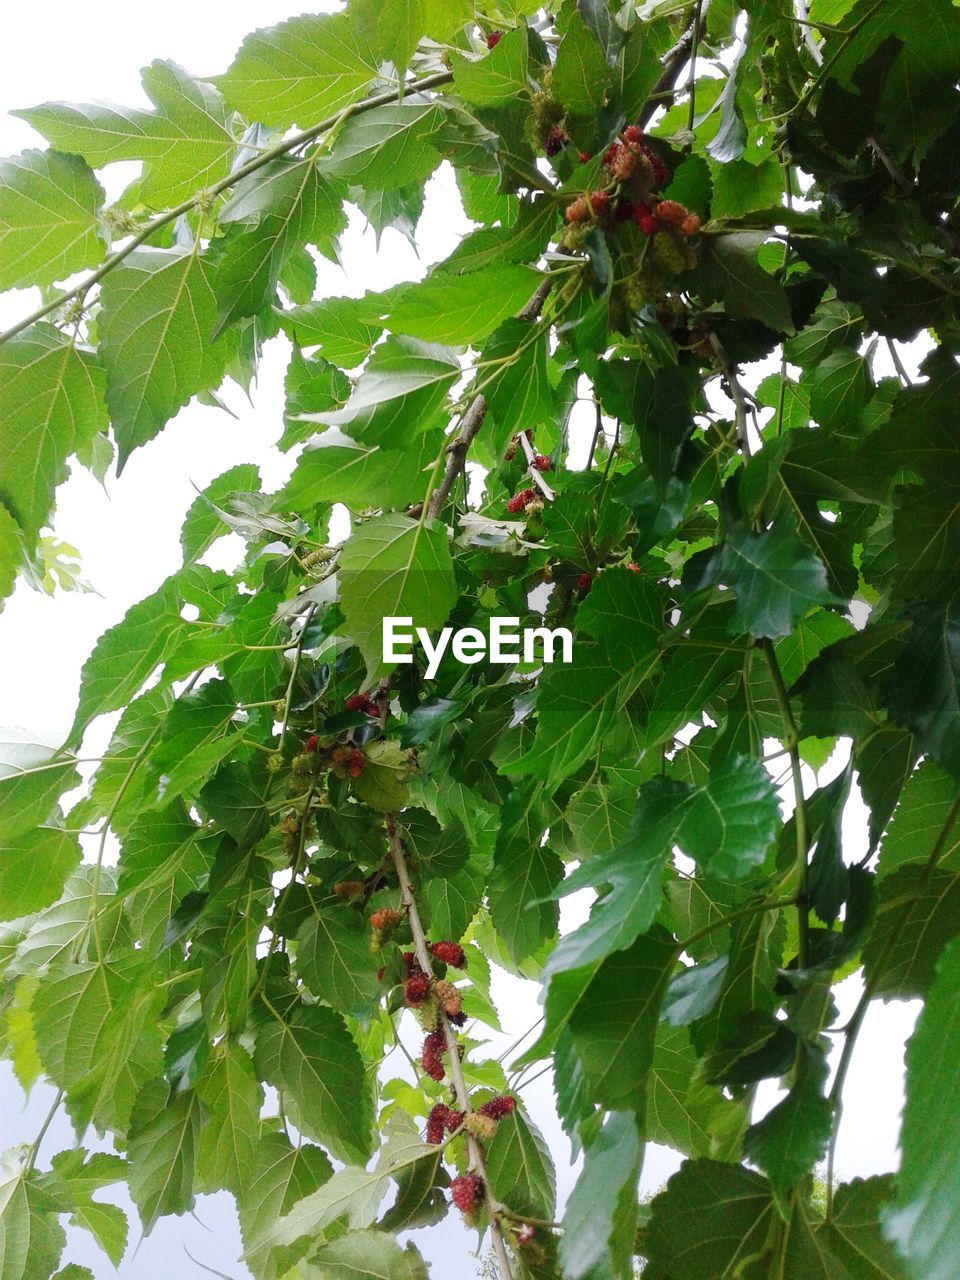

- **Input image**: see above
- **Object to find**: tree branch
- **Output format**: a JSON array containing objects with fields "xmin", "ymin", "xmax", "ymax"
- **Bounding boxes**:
[
  {"xmin": 386, "ymin": 820, "xmax": 516, "ymax": 1280},
  {"xmin": 0, "ymin": 70, "xmax": 455, "ymax": 347}
]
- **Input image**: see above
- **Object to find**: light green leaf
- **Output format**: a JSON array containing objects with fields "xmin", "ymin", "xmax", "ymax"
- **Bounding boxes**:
[
  {"xmin": 0, "ymin": 325, "xmax": 106, "ymax": 545},
  {"xmin": 40, "ymin": 1150, "xmax": 127, "ymax": 1267},
  {"xmin": 98, "ymin": 248, "xmax": 227, "ymax": 466},
  {"xmin": 0, "ymin": 149, "xmax": 104, "ymax": 291},
  {"xmin": 214, "ymin": 157, "xmax": 346, "ymax": 334},
  {"xmin": 885, "ymin": 936, "xmax": 960, "ymax": 1278},
  {"xmin": 278, "ymin": 426, "xmax": 439, "ymax": 515},
  {"xmin": 217, "ymin": 12, "xmax": 379, "ymax": 128},
  {"xmin": 275, "ymin": 296, "xmax": 382, "ymax": 367},
  {"xmin": 127, "ymin": 1078, "xmax": 203, "ymax": 1231},
  {"xmin": 180, "ymin": 464, "xmax": 261, "ymax": 565},
  {"xmin": 297, "ymin": 904, "xmax": 382, "ymax": 1017},
  {"xmin": 307, "ymin": 334, "xmax": 459, "ymax": 448},
  {"xmin": 369, "ymin": 264, "xmax": 542, "ymax": 346},
  {"xmin": 238, "ymin": 1134, "xmax": 333, "ymax": 1280},
  {"xmin": 553, "ymin": 11, "xmax": 609, "ymax": 117},
  {"xmin": 254, "ymin": 1004, "xmax": 373, "ymax": 1165},
  {"xmin": 0, "ymin": 734, "xmax": 78, "ymax": 843},
  {"xmin": 16, "ymin": 62, "xmax": 235, "ymax": 206},
  {"xmin": 305, "ymin": 1230, "xmax": 429, "ymax": 1280},
  {"xmin": 489, "ymin": 784, "xmax": 562, "ymax": 964},
  {"xmin": 318, "ymin": 105, "xmax": 444, "ymax": 190},
  {"xmin": 68, "ymin": 577, "xmax": 188, "ymax": 745},
  {"xmin": 0, "ymin": 505, "xmax": 19, "ymax": 608},
  {"xmin": 0, "ymin": 1165, "xmax": 66, "ymax": 1280},
  {"xmin": 878, "ymin": 761, "xmax": 960, "ymax": 881},
  {"xmin": 196, "ymin": 1045, "xmax": 262, "ymax": 1197},
  {"xmin": 0, "ymin": 829, "xmax": 81, "ymax": 923},
  {"xmin": 339, "ymin": 512, "xmax": 457, "ymax": 679},
  {"xmin": 450, "ymin": 29, "xmax": 530, "ymax": 107}
]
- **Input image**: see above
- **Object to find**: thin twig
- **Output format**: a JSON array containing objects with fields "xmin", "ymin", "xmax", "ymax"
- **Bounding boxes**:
[
  {"xmin": 386, "ymin": 820, "xmax": 516, "ymax": 1280},
  {"xmin": 518, "ymin": 429, "xmax": 556, "ymax": 501},
  {"xmin": 709, "ymin": 333, "xmax": 753, "ymax": 455}
]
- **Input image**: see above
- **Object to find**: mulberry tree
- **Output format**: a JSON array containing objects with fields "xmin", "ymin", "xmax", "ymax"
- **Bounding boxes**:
[{"xmin": 2, "ymin": 1, "xmax": 960, "ymax": 1278}]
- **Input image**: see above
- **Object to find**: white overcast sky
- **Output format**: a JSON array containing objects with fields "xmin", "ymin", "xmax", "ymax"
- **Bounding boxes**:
[{"xmin": 0, "ymin": 4, "xmax": 924, "ymax": 1277}]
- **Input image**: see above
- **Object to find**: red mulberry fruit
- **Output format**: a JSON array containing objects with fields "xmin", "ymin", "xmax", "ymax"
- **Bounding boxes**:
[
  {"xmin": 486, "ymin": 30, "xmax": 503, "ymax": 48},
  {"xmin": 422, "ymin": 1031, "xmax": 446, "ymax": 1080},
  {"xmin": 478, "ymin": 1095, "xmax": 516, "ymax": 1120},
  {"xmin": 532, "ymin": 454, "xmax": 552, "ymax": 472},
  {"xmin": 405, "ymin": 973, "xmax": 432, "ymax": 1006},
  {"xmin": 430, "ymin": 941, "xmax": 467, "ymax": 969},
  {"xmin": 506, "ymin": 487, "xmax": 536, "ymax": 514},
  {"xmin": 451, "ymin": 1173, "xmax": 484, "ymax": 1216}
]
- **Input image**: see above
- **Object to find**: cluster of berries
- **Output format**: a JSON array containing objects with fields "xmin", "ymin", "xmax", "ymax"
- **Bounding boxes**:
[
  {"xmin": 486, "ymin": 29, "xmax": 502, "ymax": 48},
  {"xmin": 426, "ymin": 1102, "xmax": 464, "ymax": 1143},
  {"xmin": 422, "ymin": 1029, "xmax": 447, "ymax": 1080},
  {"xmin": 369, "ymin": 907, "xmax": 401, "ymax": 952},
  {"xmin": 344, "ymin": 692, "xmax": 379, "ymax": 717},
  {"xmin": 506, "ymin": 486, "xmax": 537, "ymax": 514},
  {"xmin": 451, "ymin": 1172, "xmax": 485, "ymax": 1221},
  {"xmin": 329, "ymin": 744, "xmax": 365, "ymax": 779},
  {"xmin": 289, "ymin": 734, "xmax": 365, "ymax": 785}
]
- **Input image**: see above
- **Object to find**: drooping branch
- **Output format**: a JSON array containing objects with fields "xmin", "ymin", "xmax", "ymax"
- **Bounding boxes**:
[
  {"xmin": 386, "ymin": 819, "xmax": 517, "ymax": 1280},
  {"xmin": 0, "ymin": 70, "xmax": 455, "ymax": 347}
]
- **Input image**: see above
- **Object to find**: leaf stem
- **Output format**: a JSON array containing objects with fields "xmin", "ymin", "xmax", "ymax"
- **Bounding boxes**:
[{"xmin": 762, "ymin": 639, "xmax": 810, "ymax": 971}]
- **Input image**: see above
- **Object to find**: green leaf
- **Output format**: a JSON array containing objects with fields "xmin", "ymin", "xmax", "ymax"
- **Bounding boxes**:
[
  {"xmin": 692, "ymin": 231, "xmax": 794, "ymax": 333},
  {"xmin": 305, "ymin": 1230, "xmax": 429, "ymax": 1280},
  {"xmin": 0, "ymin": 325, "xmax": 106, "ymax": 545},
  {"xmin": 0, "ymin": 149, "xmax": 104, "ymax": 291},
  {"xmin": 553, "ymin": 11, "xmax": 609, "ymax": 118},
  {"xmin": 17, "ymin": 62, "xmax": 235, "ymax": 206},
  {"xmin": 0, "ymin": 828, "xmax": 81, "ymax": 923},
  {"xmin": 885, "ymin": 935, "xmax": 960, "ymax": 1278},
  {"xmin": 646, "ymin": 1159, "xmax": 776, "ymax": 1280},
  {"xmin": 560, "ymin": 1112, "xmax": 642, "ymax": 1280},
  {"xmin": 68, "ymin": 577, "xmax": 187, "ymax": 744},
  {"xmin": 339, "ymin": 512, "xmax": 457, "ymax": 679},
  {"xmin": 568, "ymin": 928, "xmax": 676, "ymax": 1111},
  {"xmin": 710, "ymin": 157, "xmax": 784, "ymax": 218},
  {"xmin": 886, "ymin": 603, "xmax": 960, "ymax": 780},
  {"xmin": 0, "ymin": 505, "xmax": 18, "ymax": 608},
  {"xmin": 276, "ymin": 296, "xmax": 382, "ymax": 367},
  {"xmin": 505, "ymin": 570, "xmax": 663, "ymax": 787},
  {"xmin": 489, "ymin": 784, "xmax": 562, "ymax": 964},
  {"xmin": 217, "ymin": 12, "xmax": 379, "ymax": 128},
  {"xmin": 546, "ymin": 778, "xmax": 684, "ymax": 976},
  {"xmin": 40, "ymin": 1150, "xmax": 127, "ymax": 1267},
  {"xmin": 479, "ymin": 318, "xmax": 557, "ymax": 453},
  {"xmin": 213, "ymin": 157, "xmax": 346, "ymax": 334},
  {"xmin": 264, "ymin": 1126, "xmax": 437, "ymax": 1249},
  {"xmin": 877, "ymin": 761, "xmax": 960, "ymax": 881},
  {"xmin": 0, "ymin": 736, "xmax": 78, "ymax": 843},
  {"xmin": 451, "ymin": 29, "xmax": 530, "ymax": 107},
  {"xmin": 713, "ymin": 521, "xmax": 842, "ymax": 639},
  {"xmin": 644, "ymin": 631, "xmax": 745, "ymax": 748},
  {"xmin": 647, "ymin": 1024, "xmax": 747, "ymax": 1159},
  {"xmin": 196, "ymin": 1045, "xmax": 262, "ymax": 1197},
  {"xmin": 127, "ymin": 1077, "xmax": 203, "ymax": 1231},
  {"xmin": 807, "ymin": 346, "xmax": 871, "ymax": 434},
  {"xmin": 742, "ymin": 1046, "xmax": 833, "ymax": 1210},
  {"xmin": 278, "ymin": 427, "xmax": 439, "ymax": 515},
  {"xmin": 180, "ymin": 464, "xmax": 261, "ymax": 565},
  {"xmin": 679, "ymin": 754, "xmax": 780, "ymax": 880},
  {"xmin": 827, "ymin": 1177, "xmax": 910, "ymax": 1279},
  {"xmin": 32, "ymin": 958, "xmax": 165, "ymax": 1133},
  {"xmin": 318, "ymin": 105, "xmax": 444, "ymax": 190},
  {"xmin": 485, "ymin": 1111, "xmax": 556, "ymax": 1222},
  {"xmin": 254, "ymin": 1004, "xmax": 373, "ymax": 1165},
  {"xmin": 308, "ymin": 334, "xmax": 459, "ymax": 448},
  {"xmin": 368, "ymin": 264, "xmax": 542, "ymax": 347},
  {"xmin": 238, "ymin": 1134, "xmax": 333, "ymax": 1280},
  {"xmin": 662, "ymin": 956, "xmax": 730, "ymax": 1027},
  {"xmin": 0, "ymin": 1165, "xmax": 66, "ymax": 1280},
  {"xmin": 863, "ymin": 865, "xmax": 960, "ymax": 998},
  {"xmin": 98, "ymin": 248, "xmax": 227, "ymax": 466},
  {"xmin": 297, "ymin": 904, "xmax": 382, "ymax": 1016}
]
